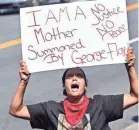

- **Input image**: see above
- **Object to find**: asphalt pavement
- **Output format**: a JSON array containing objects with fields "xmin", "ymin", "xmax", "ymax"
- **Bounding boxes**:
[{"xmin": 0, "ymin": 0, "xmax": 138, "ymax": 130}]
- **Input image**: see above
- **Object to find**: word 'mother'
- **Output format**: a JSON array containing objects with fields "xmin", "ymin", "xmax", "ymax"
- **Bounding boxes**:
[{"xmin": 34, "ymin": 27, "xmax": 77, "ymax": 44}]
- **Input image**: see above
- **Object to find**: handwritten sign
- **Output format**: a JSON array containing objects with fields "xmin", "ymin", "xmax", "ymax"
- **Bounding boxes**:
[{"xmin": 20, "ymin": 0, "xmax": 129, "ymax": 73}]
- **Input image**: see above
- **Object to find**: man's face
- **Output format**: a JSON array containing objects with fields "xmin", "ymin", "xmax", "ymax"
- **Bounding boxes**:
[{"xmin": 64, "ymin": 74, "xmax": 86, "ymax": 97}]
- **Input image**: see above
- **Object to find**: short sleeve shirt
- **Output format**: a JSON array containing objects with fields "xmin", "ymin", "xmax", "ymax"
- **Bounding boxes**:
[{"xmin": 27, "ymin": 94, "xmax": 124, "ymax": 130}]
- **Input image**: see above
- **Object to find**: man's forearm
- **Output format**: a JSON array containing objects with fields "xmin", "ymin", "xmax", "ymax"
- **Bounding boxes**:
[
  {"xmin": 127, "ymin": 66, "xmax": 138, "ymax": 98},
  {"xmin": 9, "ymin": 80, "xmax": 28, "ymax": 114}
]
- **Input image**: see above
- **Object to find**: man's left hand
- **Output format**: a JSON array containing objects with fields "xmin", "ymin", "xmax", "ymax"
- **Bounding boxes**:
[{"xmin": 126, "ymin": 47, "xmax": 136, "ymax": 67}]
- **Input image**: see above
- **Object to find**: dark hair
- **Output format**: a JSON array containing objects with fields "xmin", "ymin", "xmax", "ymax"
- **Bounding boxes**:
[{"xmin": 62, "ymin": 67, "xmax": 88, "ymax": 95}]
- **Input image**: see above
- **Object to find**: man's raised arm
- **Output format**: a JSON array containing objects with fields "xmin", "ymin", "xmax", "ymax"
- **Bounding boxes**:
[
  {"xmin": 124, "ymin": 47, "xmax": 138, "ymax": 109},
  {"xmin": 9, "ymin": 61, "xmax": 31, "ymax": 120}
]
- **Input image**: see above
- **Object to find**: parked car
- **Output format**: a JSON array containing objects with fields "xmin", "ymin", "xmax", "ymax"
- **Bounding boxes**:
[
  {"xmin": 0, "ymin": 0, "xmax": 30, "ymax": 14},
  {"xmin": 0, "ymin": 0, "xmax": 89, "ymax": 14},
  {"xmin": 0, "ymin": 0, "xmax": 61, "ymax": 14}
]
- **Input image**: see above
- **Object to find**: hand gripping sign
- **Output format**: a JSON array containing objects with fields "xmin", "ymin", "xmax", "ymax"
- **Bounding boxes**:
[{"xmin": 20, "ymin": 0, "xmax": 129, "ymax": 73}]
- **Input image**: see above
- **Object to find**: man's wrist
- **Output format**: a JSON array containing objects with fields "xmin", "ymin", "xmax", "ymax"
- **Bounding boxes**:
[
  {"xmin": 126, "ymin": 66, "xmax": 135, "ymax": 74},
  {"xmin": 20, "ymin": 79, "xmax": 29, "ymax": 84},
  {"xmin": 125, "ymin": 63, "xmax": 134, "ymax": 69}
]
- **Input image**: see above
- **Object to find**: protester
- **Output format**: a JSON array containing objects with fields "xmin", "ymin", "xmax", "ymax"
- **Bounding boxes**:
[{"xmin": 9, "ymin": 47, "xmax": 138, "ymax": 130}]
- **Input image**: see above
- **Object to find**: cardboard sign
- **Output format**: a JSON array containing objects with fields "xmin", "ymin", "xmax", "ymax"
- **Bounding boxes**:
[{"xmin": 20, "ymin": 0, "xmax": 129, "ymax": 73}]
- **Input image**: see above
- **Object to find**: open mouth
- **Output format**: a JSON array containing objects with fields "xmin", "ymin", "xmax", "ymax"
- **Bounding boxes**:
[{"xmin": 71, "ymin": 84, "xmax": 79, "ymax": 91}]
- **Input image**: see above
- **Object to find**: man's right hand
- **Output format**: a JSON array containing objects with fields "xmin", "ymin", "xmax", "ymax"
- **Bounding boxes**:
[
  {"xmin": 9, "ymin": 61, "xmax": 31, "ymax": 120},
  {"xmin": 19, "ymin": 61, "xmax": 31, "ymax": 81}
]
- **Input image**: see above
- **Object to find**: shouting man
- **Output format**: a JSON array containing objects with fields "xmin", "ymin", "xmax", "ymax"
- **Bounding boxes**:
[{"xmin": 9, "ymin": 47, "xmax": 138, "ymax": 130}]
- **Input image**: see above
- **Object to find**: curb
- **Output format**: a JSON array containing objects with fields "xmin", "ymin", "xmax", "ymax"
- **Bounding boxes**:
[{"xmin": 123, "ymin": 123, "xmax": 138, "ymax": 130}]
